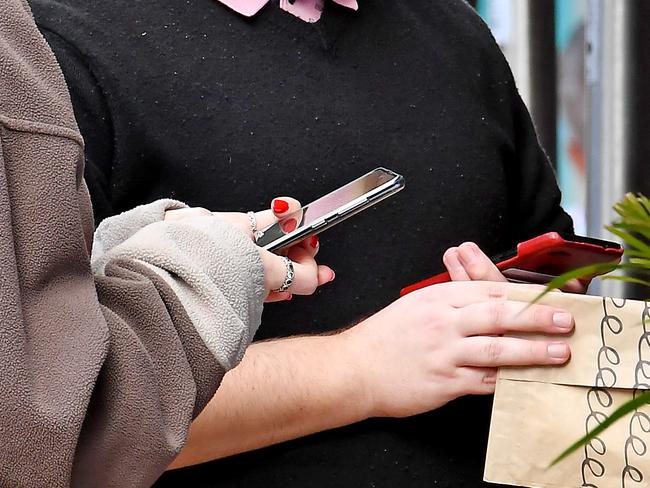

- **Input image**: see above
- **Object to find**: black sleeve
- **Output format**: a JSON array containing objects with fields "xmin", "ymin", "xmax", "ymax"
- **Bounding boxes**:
[
  {"xmin": 505, "ymin": 90, "xmax": 575, "ymax": 241},
  {"xmin": 40, "ymin": 27, "xmax": 116, "ymax": 224}
]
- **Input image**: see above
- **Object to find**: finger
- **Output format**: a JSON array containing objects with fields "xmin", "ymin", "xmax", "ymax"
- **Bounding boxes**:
[
  {"xmin": 251, "ymin": 209, "xmax": 276, "ymax": 233},
  {"xmin": 560, "ymin": 278, "xmax": 589, "ymax": 294},
  {"xmin": 287, "ymin": 245, "xmax": 335, "ymax": 292},
  {"xmin": 455, "ymin": 336, "xmax": 571, "ymax": 367},
  {"xmin": 266, "ymin": 197, "xmax": 304, "ymax": 236},
  {"xmin": 253, "ymin": 197, "xmax": 303, "ymax": 240},
  {"xmin": 454, "ymin": 301, "xmax": 575, "ymax": 336},
  {"xmin": 412, "ymin": 280, "xmax": 547, "ymax": 308},
  {"xmin": 261, "ymin": 247, "xmax": 334, "ymax": 296},
  {"xmin": 271, "ymin": 197, "xmax": 301, "ymax": 218},
  {"xmin": 265, "ymin": 291, "xmax": 293, "ymax": 303},
  {"xmin": 255, "ymin": 208, "xmax": 293, "ymax": 232},
  {"xmin": 316, "ymin": 264, "xmax": 335, "ymax": 286},
  {"xmin": 298, "ymin": 234, "xmax": 320, "ymax": 258},
  {"xmin": 578, "ymin": 278, "xmax": 592, "ymax": 292},
  {"xmin": 457, "ymin": 242, "xmax": 507, "ymax": 282},
  {"xmin": 253, "ymin": 203, "xmax": 305, "ymax": 239},
  {"xmin": 456, "ymin": 367, "xmax": 498, "ymax": 395},
  {"xmin": 260, "ymin": 249, "xmax": 302, "ymax": 293},
  {"xmin": 288, "ymin": 245, "xmax": 334, "ymax": 293},
  {"xmin": 443, "ymin": 247, "xmax": 471, "ymax": 281},
  {"xmin": 285, "ymin": 246, "xmax": 316, "ymax": 295}
]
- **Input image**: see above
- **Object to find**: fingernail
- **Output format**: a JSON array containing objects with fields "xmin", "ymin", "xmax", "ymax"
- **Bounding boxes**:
[
  {"xmin": 547, "ymin": 343, "xmax": 569, "ymax": 359},
  {"xmin": 273, "ymin": 199, "xmax": 289, "ymax": 214},
  {"xmin": 329, "ymin": 270, "xmax": 336, "ymax": 282},
  {"xmin": 553, "ymin": 312, "xmax": 574, "ymax": 330},
  {"xmin": 286, "ymin": 294, "xmax": 293, "ymax": 301},
  {"xmin": 310, "ymin": 235, "xmax": 319, "ymax": 248},
  {"xmin": 281, "ymin": 218, "xmax": 297, "ymax": 233}
]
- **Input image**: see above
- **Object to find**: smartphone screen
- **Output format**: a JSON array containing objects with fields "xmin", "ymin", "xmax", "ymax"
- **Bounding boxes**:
[{"xmin": 255, "ymin": 168, "xmax": 401, "ymax": 250}]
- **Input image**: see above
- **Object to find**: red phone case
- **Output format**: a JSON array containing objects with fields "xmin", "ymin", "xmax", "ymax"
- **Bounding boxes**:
[{"xmin": 400, "ymin": 232, "xmax": 623, "ymax": 296}]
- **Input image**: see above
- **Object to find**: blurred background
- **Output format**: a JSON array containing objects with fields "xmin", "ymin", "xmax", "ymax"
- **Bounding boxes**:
[{"xmin": 469, "ymin": 0, "xmax": 650, "ymax": 298}]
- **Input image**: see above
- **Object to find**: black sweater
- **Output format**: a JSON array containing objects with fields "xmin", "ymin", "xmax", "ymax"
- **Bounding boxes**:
[{"xmin": 33, "ymin": 1, "xmax": 572, "ymax": 486}]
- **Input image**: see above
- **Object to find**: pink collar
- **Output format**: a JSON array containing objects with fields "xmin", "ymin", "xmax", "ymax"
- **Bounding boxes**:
[{"xmin": 216, "ymin": 0, "xmax": 358, "ymax": 23}]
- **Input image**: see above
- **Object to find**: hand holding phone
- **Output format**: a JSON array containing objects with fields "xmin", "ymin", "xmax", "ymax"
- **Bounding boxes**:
[
  {"xmin": 255, "ymin": 167, "xmax": 405, "ymax": 252},
  {"xmin": 400, "ymin": 232, "xmax": 623, "ymax": 296}
]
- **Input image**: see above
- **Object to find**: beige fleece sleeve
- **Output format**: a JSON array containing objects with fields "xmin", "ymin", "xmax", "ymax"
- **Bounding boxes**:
[
  {"xmin": 91, "ymin": 198, "xmax": 187, "ymax": 258},
  {"xmin": 93, "ymin": 214, "xmax": 266, "ymax": 371}
]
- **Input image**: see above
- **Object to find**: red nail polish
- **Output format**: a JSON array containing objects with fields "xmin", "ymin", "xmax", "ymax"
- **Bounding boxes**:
[
  {"xmin": 281, "ymin": 218, "xmax": 297, "ymax": 233},
  {"xmin": 273, "ymin": 199, "xmax": 289, "ymax": 213},
  {"xmin": 310, "ymin": 235, "xmax": 319, "ymax": 248}
]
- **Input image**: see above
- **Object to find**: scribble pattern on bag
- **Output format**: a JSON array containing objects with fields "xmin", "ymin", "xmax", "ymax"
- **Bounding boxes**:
[
  {"xmin": 581, "ymin": 298, "xmax": 625, "ymax": 487},
  {"xmin": 483, "ymin": 291, "xmax": 650, "ymax": 488},
  {"xmin": 621, "ymin": 301, "xmax": 650, "ymax": 487}
]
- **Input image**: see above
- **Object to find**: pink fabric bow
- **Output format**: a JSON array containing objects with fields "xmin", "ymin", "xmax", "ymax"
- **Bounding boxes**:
[{"xmin": 216, "ymin": 0, "xmax": 358, "ymax": 23}]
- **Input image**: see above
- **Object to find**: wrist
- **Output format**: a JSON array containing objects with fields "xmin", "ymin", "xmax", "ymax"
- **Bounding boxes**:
[{"xmin": 336, "ymin": 325, "xmax": 378, "ymax": 420}]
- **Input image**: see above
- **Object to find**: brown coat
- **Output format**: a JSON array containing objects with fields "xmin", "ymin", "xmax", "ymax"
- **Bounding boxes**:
[{"xmin": 0, "ymin": 1, "xmax": 264, "ymax": 486}]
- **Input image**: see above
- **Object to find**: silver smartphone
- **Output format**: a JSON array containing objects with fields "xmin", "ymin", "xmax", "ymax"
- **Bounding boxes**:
[{"xmin": 256, "ymin": 167, "xmax": 405, "ymax": 252}]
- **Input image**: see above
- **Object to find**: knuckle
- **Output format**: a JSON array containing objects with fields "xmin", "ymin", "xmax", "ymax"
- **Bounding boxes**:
[
  {"xmin": 487, "ymin": 283, "xmax": 507, "ymax": 301},
  {"xmin": 425, "ymin": 316, "xmax": 448, "ymax": 335},
  {"xmin": 482, "ymin": 369, "xmax": 497, "ymax": 385},
  {"xmin": 529, "ymin": 342, "xmax": 545, "ymax": 362},
  {"xmin": 488, "ymin": 301, "xmax": 506, "ymax": 326},
  {"xmin": 483, "ymin": 339, "xmax": 503, "ymax": 363},
  {"xmin": 412, "ymin": 285, "xmax": 440, "ymax": 304},
  {"xmin": 531, "ymin": 305, "xmax": 550, "ymax": 329}
]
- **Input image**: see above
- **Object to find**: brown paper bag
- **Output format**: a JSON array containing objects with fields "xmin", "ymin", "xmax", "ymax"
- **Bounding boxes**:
[{"xmin": 484, "ymin": 290, "xmax": 650, "ymax": 488}]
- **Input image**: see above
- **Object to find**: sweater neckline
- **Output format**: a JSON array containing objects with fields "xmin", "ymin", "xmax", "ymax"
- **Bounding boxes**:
[{"xmin": 215, "ymin": 0, "xmax": 358, "ymax": 23}]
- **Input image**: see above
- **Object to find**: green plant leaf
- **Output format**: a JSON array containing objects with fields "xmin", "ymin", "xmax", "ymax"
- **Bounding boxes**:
[
  {"xmin": 606, "ymin": 226, "xmax": 650, "ymax": 256},
  {"xmin": 611, "ymin": 222, "xmax": 650, "ymax": 242},
  {"xmin": 529, "ymin": 262, "xmax": 624, "ymax": 304},
  {"xmin": 628, "ymin": 257, "xmax": 650, "ymax": 269},
  {"xmin": 613, "ymin": 193, "xmax": 650, "ymax": 221},
  {"xmin": 550, "ymin": 390, "xmax": 650, "ymax": 466}
]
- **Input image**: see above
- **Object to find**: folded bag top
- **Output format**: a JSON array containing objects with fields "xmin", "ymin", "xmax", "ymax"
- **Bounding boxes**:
[{"xmin": 499, "ymin": 289, "xmax": 649, "ymax": 390}]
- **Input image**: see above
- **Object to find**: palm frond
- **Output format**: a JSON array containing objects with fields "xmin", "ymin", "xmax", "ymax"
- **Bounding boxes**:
[
  {"xmin": 612, "ymin": 193, "xmax": 650, "ymax": 220},
  {"xmin": 628, "ymin": 257, "xmax": 650, "ymax": 269},
  {"xmin": 610, "ymin": 222, "xmax": 650, "ymax": 242},
  {"xmin": 606, "ymin": 226, "xmax": 650, "ymax": 256}
]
